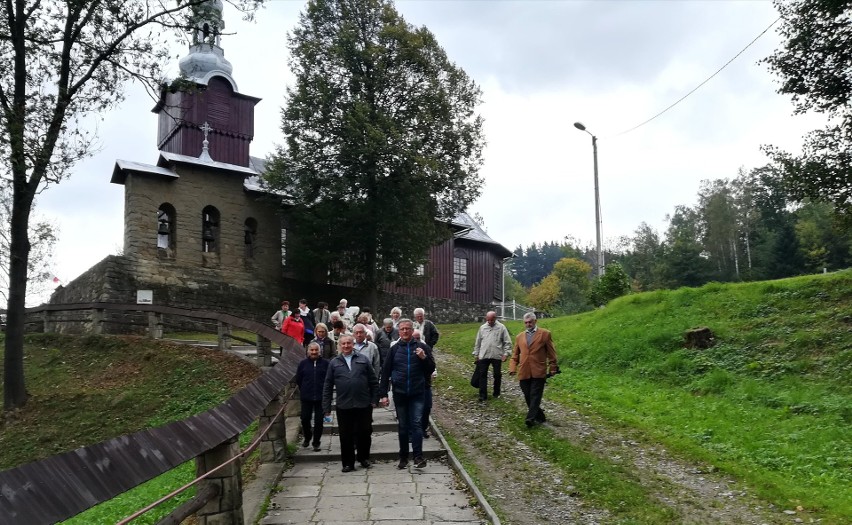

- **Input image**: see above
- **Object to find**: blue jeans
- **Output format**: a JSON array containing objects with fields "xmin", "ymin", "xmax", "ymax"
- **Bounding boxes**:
[{"xmin": 393, "ymin": 391, "xmax": 426, "ymax": 460}]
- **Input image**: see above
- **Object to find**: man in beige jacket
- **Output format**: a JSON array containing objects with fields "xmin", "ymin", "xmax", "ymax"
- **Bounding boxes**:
[
  {"xmin": 472, "ymin": 311, "xmax": 512, "ymax": 402},
  {"xmin": 508, "ymin": 312, "xmax": 559, "ymax": 427}
]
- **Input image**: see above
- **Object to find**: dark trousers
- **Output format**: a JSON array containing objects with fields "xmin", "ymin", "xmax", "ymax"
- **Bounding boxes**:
[
  {"xmin": 393, "ymin": 391, "xmax": 425, "ymax": 460},
  {"xmin": 300, "ymin": 399, "xmax": 324, "ymax": 446},
  {"xmin": 476, "ymin": 358, "xmax": 503, "ymax": 400},
  {"xmin": 519, "ymin": 378, "xmax": 546, "ymax": 424},
  {"xmin": 336, "ymin": 406, "xmax": 372, "ymax": 468}
]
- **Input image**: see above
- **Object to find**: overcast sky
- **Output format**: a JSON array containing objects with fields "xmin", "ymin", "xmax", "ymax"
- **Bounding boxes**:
[{"xmin": 37, "ymin": 0, "xmax": 826, "ymax": 297}]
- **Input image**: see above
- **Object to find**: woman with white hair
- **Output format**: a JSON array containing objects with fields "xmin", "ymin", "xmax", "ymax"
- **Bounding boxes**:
[{"xmin": 389, "ymin": 307, "xmax": 402, "ymax": 328}]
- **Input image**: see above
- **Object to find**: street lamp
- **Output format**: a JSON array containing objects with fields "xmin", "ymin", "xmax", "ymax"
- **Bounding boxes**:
[{"xmin": 573, "ymin": 121, "xmax": 605, "ymax": 276}]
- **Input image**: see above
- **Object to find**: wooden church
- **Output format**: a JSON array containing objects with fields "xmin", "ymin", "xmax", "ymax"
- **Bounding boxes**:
[{"xmin": 50, "ymin": 0, "xmax": 511, "ymax": 323}]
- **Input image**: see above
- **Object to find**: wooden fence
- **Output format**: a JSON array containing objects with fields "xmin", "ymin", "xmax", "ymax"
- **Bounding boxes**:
[{"xmin": 0, "ymin": 303, "xmax": 304, "ymax": 524}]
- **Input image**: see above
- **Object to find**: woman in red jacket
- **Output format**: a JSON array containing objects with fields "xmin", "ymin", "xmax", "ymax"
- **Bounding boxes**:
[{"xmin": 281, "ymin": 309, "xmax": 305, "ymax": 344}]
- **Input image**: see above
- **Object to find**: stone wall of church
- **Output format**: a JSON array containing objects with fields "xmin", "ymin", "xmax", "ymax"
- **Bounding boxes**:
[
  {"xmin": 42, "ymin": 254, "xmax": 285, "ymax": 334},
  {"xmin": 122, "ymin": 164, "xmax": 283, "ymax": 294}
]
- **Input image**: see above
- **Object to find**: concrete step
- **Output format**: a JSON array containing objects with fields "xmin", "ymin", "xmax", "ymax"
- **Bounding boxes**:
[
  {"xmin": 293, "ymin": 430, "xmax": 445, "ymax": 463},
  {"xmin": 294, "ymin": 404, "xmax": 444, "ymax": 463}
]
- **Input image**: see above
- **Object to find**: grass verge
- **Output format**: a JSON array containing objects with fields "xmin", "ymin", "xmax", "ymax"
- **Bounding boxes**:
[
  {"xmin": 0, "ymin": 333, "xmax": 262, "ymax": 523},
  {"xmin": 438, "ymin": 270, "xmax": 852, "ymax": 522}
]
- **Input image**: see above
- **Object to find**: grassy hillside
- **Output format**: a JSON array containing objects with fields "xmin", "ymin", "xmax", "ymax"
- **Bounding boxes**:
[
  {"xmin": 0, "ymin": 333, "xmax": 261, "ymax": 523},
  {"xmin": 439, "ymin": 270, "xmax": 851, "ymax": 521}
]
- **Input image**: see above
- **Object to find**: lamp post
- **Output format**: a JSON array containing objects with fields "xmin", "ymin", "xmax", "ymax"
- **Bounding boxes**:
[{"xmin": 573, "ymin": 122, "xmax": 605, "ymax": 276}]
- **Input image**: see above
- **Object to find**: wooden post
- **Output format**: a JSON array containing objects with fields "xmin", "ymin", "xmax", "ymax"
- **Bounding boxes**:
[
  {"xmin": 147, "ymin": 312, "xmax": 163, "ymax": 339},
  {"xmin": 258, "ymin": 390, "xmax": 289, "ymax": 463},
  {"xmin": 91, "ymin": 308, "xmax": 104, "ymax": 335},
  {"xmin": 218, "ymin": 322, "xmax": 232, "ymax": 351},
  {"xmin": 195, "ymin": 435, "xmax": 244, "ymax": 525},
  {"xmin": 256, "ymin": 335, "xmax": 272, "ymax": 367}
]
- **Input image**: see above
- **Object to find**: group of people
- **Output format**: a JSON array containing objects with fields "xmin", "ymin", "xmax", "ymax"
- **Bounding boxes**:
[
  {"xmin": 290, "ymin": 302, "xmax": 440, "ymax": 472},
  {"xmin": 291, "ymin": 300, "xmax": 560, "ymax": 473}
]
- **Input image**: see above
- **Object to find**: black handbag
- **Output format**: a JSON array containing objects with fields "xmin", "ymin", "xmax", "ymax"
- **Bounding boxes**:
[{"xmin": 470, "ymin": 367, "xmax": 480, "ymax": 389}]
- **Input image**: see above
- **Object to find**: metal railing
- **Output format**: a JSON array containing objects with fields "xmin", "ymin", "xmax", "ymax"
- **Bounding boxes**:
[{"xmin": 492, "ymin": 300, "xmax": 537, "ymax": 321}]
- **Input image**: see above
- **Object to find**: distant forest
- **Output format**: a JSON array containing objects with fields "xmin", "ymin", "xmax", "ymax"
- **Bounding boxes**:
[{"xmin": 506, "ymin": 165, "xmax": 852, "ymax": 313}]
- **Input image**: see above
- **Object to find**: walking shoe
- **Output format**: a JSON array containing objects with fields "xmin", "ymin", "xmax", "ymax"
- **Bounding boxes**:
[
  {"xmin": 302, "ymin": 439, "xmax": 310, "ymax": 448},
  {"xmin": 359, "ymin": 460, "xmax": 371, "ymax": 469},
  {"xmin": 493, "ymin": 393, "xmax": 500, "ymax": 398},
  {"xmin": 413, "ymin": 457, "xmax": 427, "ymax": 469},
  {"xmin": 313, "ymin": 445, "xmax": 322, "ymax": 452},
  {"xmin": 341, "ymin": 465, "xmax": 354, "ymax": 473},
  {"xmin": 423, "ymin": 430, "xmax": 431, "ymax": 439},
  {"xmin": 397, "ymin": 459, "xmax": 408, "ymax": 469}
]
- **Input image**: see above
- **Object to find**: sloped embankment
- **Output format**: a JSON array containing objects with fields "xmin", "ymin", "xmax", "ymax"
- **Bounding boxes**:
[{"xmin": 432, "ymin": 270, "xmax": 851, "ymax": 524}]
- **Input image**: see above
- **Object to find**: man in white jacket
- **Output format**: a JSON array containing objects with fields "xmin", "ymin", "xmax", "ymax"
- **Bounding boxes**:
[{"xmin": 472, "ymin": 311, "xmax": 512, "ymax": 402}]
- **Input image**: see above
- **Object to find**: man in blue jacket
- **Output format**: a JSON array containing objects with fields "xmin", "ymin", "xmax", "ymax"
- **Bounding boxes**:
[
  {"xmin": 323, "ymin": 334, "xmax": 379, "ymax": 472},
  {"xmin": 294, "ymin": 341, "xmax": 330, "ymax": 452},
  {"xmin": 379, "ymin": 319, "xmax": 436, "ymax": 470}
]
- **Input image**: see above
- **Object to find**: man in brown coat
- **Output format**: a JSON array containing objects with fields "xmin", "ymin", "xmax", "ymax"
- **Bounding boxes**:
[{"xmin": 508, "ymin": 312, "xmax": 560, "ymax": 427}]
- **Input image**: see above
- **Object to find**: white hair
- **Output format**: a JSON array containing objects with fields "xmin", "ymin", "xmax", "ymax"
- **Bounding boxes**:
[
  {"xmin": 413, "ymin": 307, "xmax": 425, "ymax": 316},
  {"xmin": 523, "ymin": 312, "xmax": 537, "ymax": 321},
  {"xmin": 390, "ymin": 307, "xmax": 402, "ymax": 315}
]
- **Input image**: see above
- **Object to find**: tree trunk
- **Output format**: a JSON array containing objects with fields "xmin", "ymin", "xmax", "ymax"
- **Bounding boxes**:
[
  {"xmin": 731, "ymin": 236, "xmax": 740, "ymax": 279},
  {"xmin": 744, "ymin": 229, "xmax": 752, "ymax": 270},
  {"xmin": 4, "ymin": 190, "xmax": 34, "ymax": 410}
]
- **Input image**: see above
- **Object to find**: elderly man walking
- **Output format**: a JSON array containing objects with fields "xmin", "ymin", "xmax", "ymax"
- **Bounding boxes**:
[
  {"xmin": 413, "ymin": 307, "xmax": 439, "ymax": 348},
  {"xmin": 323, "ymin": 334, "xmax": 379, "ymax": 472},
  {"xmin": 472, "ymin": 311, "xmax": 512, "ymax": 402},
  {"xmin": 379, "ymin": 319, "xmax": 435, "ymax": 469},
  {"xmin": 353, "ymin": 323, "xmax": 381, "ymax": 381},
  {"xmin": 509, "ymin": 313, "xmax": 560, "ymax": 428}
]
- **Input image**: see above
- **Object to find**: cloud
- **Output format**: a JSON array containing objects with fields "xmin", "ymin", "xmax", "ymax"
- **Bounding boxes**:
[{"xmin": 28, "ymin": 0, "xmax": 827, "ymax": 297}]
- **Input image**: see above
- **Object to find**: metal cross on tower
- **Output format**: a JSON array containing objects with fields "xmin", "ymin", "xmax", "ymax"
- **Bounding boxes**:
[{"xmin": 199, "ymin": 121, "xmax": 213, "ymax": 161}]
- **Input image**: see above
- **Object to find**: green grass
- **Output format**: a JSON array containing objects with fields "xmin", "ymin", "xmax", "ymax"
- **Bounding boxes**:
[
  {"xmin": 0, "ymin": 333, "xmax": 261, "ymax": 523},
  {"xmin": 438, "ymin": 270, "xmax": 852, "ymax": 522},
  {"xmin": 436, "ymin": 358, "xmax": 679, "ymax": 523}
]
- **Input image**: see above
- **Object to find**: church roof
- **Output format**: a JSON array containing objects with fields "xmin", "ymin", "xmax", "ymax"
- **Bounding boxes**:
[
  {"xmin": 452, "ymin": 212, "xmax": 513, "ymax": 258},
  {"xmin": 110, "ymin": 160, "xmax": 178, "ymax": 184},
  {"xmin": 110, "ymin": 153, "xmax": 277, "ymax": 195},
  {"xmin": 157, "ymin": 151, "xmax": 257, "ymax": 176}
]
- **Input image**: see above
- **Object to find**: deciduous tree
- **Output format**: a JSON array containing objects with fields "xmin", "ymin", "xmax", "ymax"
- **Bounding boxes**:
[
  {"xmin": 1, "ymin": 0, "xmax": 264, "ymax": 410},
  {"xmin": 264, "ymin": 0, "xmax": 484, "ymax": 308},
  {"xmin": 0, "ymin": 188, "xmax": 55, "ymax": 304},
  {"xmin": 762, "ymin": 0, "xmax": 852, "ymax": 218}
]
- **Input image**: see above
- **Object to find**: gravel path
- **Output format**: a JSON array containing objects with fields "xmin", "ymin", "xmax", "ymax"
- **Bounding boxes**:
[{"xmin": 431, "ymin": 350, "xmax": 795, "ymax": 525}]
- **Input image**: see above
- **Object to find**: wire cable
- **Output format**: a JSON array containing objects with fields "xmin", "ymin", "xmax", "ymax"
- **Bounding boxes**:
[{"xmin": 608, "ymin": 16, "xmax": 781, "ymax": 139}]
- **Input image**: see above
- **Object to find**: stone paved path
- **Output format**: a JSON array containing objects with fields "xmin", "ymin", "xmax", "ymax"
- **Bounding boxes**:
[{"xmin": 260, "ymin": 405, "xmax": 486, "ymax": 524}]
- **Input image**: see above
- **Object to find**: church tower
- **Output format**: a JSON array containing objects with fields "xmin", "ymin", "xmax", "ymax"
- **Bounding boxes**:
[{"xmin": 153, "ymin": 0, "xmax": 260, "ymax": 167}]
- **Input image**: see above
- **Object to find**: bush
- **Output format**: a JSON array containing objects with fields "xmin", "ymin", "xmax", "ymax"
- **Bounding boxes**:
[{"xmin": 589, "ymin": 262, "xmax": 631, "ymax": 306}]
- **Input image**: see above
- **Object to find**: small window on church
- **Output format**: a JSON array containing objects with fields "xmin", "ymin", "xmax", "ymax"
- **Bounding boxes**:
[
  {"xmin": 157, "ymin": 203, "xmax": 176, "ymax": 254},
  {"xmin": 245, "ymin": 218, "xmax": 258, "ymax": 259},
  {"xmin": 202, "ymin": 206, "xmax": 220, "ymax": 253},
  {"xmin": 453, "ymin": 249, "xmax": 468, "ymax": 293}
]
